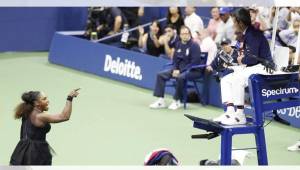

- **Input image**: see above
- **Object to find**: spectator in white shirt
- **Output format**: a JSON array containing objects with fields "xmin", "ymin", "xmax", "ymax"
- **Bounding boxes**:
[
  {"xmin": 278, "ymin": 7, "xmax": 290, "ymax": 31},
  {"xmin": 195, "ymin": 28, "xmax": 217, "ymax": 66},
  {"xmin": 184, "ymin": 6, "xmax": 204, "ymax": 39},
  {"xmin": 215, "ymin": 7, "xmax": 235, "ymax": 44},
  {"xmin": 279, "ymin": 17, "xmax": 300, "ymax": 64},
  {"xmin": 207, "ymin": 7, "xmax": 222, "ymax": 40},
  {"xmin": 289, "ymin": 7, "xmax": 300, "ymax": 23},
  {"xmin": 248, "ymin": 6, "xmax": 268, "ymax": 31},
  {"xmin": 279, "ymin": 17, "xmax": 300, "ymax": 50}
]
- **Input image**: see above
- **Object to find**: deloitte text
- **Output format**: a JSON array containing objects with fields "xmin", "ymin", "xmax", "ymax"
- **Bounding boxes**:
[
  {"xmin": 261, "ymin": 87, "xmax": 299, "ymax": 98},
  {"xmin": 104, "ymin": 54, "xmax": 142, "ymax": 80}
]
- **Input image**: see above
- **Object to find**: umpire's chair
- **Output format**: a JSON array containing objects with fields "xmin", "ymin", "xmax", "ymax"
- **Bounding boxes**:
[
  {"xmin": 185, "ymin": 73, "xmax": 300, "ymax": 165},
  {"xmin": 165, "ymin": 52, "xmax": 208, "ymax": 109}
]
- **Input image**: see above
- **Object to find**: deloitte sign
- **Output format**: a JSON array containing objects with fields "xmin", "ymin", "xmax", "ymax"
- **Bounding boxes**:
[{"xmin": 103, "ymin": 54, "xmax": 143, "ymax": 80}]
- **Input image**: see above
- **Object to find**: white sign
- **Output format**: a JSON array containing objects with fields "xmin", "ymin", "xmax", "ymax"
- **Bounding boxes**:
[
  {"xmin": 261, "ymin": 87, "xmax": 299, "ymax": 98},
  {"xmin": 104, "ymin": 54, "xmax": 142, "ymax": 81}
]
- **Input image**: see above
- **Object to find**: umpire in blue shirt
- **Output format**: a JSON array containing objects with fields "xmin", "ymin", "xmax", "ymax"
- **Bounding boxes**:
[
  {"xmin": 149, "ymin": 26, "xmax": 204, "ymax": 110},
  {"xmin": 213, "ymin": 8, "xmax": 275, "ymax": 125}
]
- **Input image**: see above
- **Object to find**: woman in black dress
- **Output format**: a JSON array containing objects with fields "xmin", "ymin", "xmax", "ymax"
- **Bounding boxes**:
[
  {"xmin": 166, "ymin": 7, "xmax": 184, "ymax": 34},
  {"xmin": 10, "ymin": 89, "xmax": 80, "ymax": 165},
  {"xmin": 138, "ymin": 20, "xmax": 163, "ymax": 57}
]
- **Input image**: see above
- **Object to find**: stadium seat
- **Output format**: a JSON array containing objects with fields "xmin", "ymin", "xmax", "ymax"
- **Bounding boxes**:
[{"xmin": 165, "ymin": 52, "xmax": 208, "ymax": 109}]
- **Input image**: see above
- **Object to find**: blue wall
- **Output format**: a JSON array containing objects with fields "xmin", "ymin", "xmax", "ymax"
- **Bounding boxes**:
[
  {"xmin": 0, "ymin": 7, "xmax": 211, "ymax": 52},
  {"xmin": 0, "ymin": 7, "xmax": 88, "ymax": 51}
]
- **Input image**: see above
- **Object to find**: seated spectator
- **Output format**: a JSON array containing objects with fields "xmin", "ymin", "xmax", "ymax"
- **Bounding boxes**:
[
  {"xmin": 120, "ymin": 7, "xmax": 144, "ymax": 27},
  {"xmin": 194, "ymin": 28, "xmax": 217, "ymax": 66},
  {"xmin": 278, "ymin": 7, "xmax": 290, "ymax": 31},
  {"xmin": 166, "ymin": 7, "xmax": 185, "ymax": 34},
  {"xmin": 106, "ymin": 7, "xmax": 124, "ymax": 36},
  {"xmin": 149, "ymin": 26, "xmax": 203, "ymax": 110},
  {"xmin": 84, "ymin": 7, "xmax": 108, "ymax": 39},
  {"xmin": 248, "ymin": 6, "xmax": 268, "ymax": 31},
  {"xmin": 279, "ymin": 17, "xmax": 300, "ymax": 63},
  {"xmin": 84, "ymin": 7, "xmax": 125, "ymax": 40},
  {"xmin": 119, "ymin": 7, "xmax": 144, "ymax": 39},
  {"xmin": 289, "ymin": 7, "xmax": 300, "ymax": 23},
  {"xmin": 158, "ymin": 24, "xmax": 180, "ymax": 59},
  {"xmin": 257, "ymin": 7, "xmax": 273, "ymax": 31},
  {"xmin": 138, "ymin": 20, "xmax": 163, "ymax": 57},
  {"xmin": 207, "ymin": 7, "xmax": 222, "ymax": 40},
  {"xmin": 215, "ymin": 7, "xmax": 235, "ymax": 44},
  {"xmin": 206, "ymin": 38, "xmax": 238, "ymax": 77},
  {"xmin": 184, "ymin": 6, "xmax": 204, "ymax": 39}
]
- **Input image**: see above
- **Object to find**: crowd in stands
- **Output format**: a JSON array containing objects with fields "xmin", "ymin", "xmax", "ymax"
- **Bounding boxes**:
[{"xmin": 84, "ymin": 6, "xmax": 300, "ymax": 67}]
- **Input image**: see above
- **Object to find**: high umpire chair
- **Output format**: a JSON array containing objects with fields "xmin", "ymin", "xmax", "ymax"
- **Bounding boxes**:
[
  {"xmin": 185, "ymin": 73, "xmax": 300, "ymax": 165},
  {"xmin": 164, "ymin": 52, "xmax": 208, "ymax": 109}
]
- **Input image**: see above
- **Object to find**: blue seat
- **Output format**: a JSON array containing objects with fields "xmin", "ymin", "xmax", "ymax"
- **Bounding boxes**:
[{"xmin": 165, "ymin": 52, "xmax": 208, "ymax": 109}]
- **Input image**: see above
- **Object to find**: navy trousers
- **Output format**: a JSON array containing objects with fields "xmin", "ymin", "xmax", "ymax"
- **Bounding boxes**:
[{"xmin": 153, "ymin": 69, "xmax": 202, "ymax": 100}]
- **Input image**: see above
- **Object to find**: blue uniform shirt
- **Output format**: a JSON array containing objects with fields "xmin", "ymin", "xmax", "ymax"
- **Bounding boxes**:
[
  {"xmin": 173, "ymin": 39, "xmax": 202, "ymax": 72},
  {"xmin": 241, "ymin": 26, "xmax": 273, "ymax": 66}
]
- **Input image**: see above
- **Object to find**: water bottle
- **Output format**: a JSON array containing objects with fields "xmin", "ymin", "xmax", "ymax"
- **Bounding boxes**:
[
  {"xmin": 90, "ymin": 32, "xmax": 98, "ymax": 42},
  {"xmin": 121, "ymin": 24, "xmax": 129, "ymax": 43}
]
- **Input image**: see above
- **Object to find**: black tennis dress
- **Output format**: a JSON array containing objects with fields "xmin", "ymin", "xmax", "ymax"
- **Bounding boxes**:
[{"xmin": 10, "ymin": 116, "xmax": 52, "ymax": 165}]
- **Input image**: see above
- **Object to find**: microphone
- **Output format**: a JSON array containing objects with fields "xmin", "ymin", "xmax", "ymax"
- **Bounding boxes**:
[{"xmin": 245, "ymin": 45, "xmax": 277, "ymax": 73}]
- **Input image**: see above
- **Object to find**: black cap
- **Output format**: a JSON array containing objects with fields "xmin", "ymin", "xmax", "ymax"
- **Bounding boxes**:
[{"xmin": 220, "ymin": 38, "xmax": 231, "ymax": 45}]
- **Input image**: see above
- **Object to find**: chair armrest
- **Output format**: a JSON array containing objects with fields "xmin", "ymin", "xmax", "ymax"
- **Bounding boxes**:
[
  {"xmin": 163, "ymin": 62, "xmax": 174, "ymax": 69},
  {"xmin": 187, "ymin": 64, "xmax": 207, "ymax": 72}
]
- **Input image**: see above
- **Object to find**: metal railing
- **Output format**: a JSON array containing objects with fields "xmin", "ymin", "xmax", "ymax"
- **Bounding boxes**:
[{"xmin": 96, "ymin": 17, "xmax": 167, "ymax": 43}]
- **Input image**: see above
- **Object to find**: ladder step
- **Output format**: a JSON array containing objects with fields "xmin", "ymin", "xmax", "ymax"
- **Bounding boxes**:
[{"xmin": 232, "ymin": 147, "xmax": 257, "ymax": 151}]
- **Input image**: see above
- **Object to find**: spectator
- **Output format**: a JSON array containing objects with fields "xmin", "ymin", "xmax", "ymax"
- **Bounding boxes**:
[
  {"xmin": 166, "ymin": 7, "xmax": 185, "ymax": 34},
  {"xmin": 279, "ymin": 17, "xmax": 300, "ymax": 63},
  {"xmin": 119, "ymin": 7, "xmax": 144, "ymax": 38},
  {"xmin": 278, "ymin": 7, "xmax": 290, "ymax": 31},
  {"xmin": 84, "ymin": 7, "xmax": 110, "ymax": 39},
  {"xmin": 279, "ymin": 17, "xmax": 300, "ymax": 49},
  {"xmin": 215, "ymin": 7, "xmax": 235, "ymax": 44},
  {"xmin": 184, "ymin": 6, "xmax": 204, "ymax": 39},
  {"xmin": 207, "ymin": 7, "xmax": 222, "ymax": 40},
  {"xmin": 257, "ymin": 7, "xmax": 273, "ymax": 31},
  {"xmin": 138, "ymin": 20, "xmax": 163, "ymax": 57},
  {"xmin": 84, "ymin": 7, "xmax": 125, "ymax": 39},
  {"xmin": 206, "ymin": 38, "xmax": 238, "ymax": 77},
  {"xmin": 106, "ymin": 7, "xmax": 124, "ymax": 35},
  {"xmin": 120, "ymin": 7, "xmax": 144, "ymax": 28},
  {"xmin": 158, "ymin": 24, "xmax": 180, "ymax": 59},
  {"xmin": 149, "ymin": 26, "xmax": 203, "ymax": 110},
  {"xmin": 195, "ymin": 28, "xmax": 217, "ymax": 66},
  {"xmin": 289, "ymin": 7, "xmax": 300, "ymax": 23},
  {"xmin": 248, "ymin": 7, "xmax": 268, "ymax": 31}
]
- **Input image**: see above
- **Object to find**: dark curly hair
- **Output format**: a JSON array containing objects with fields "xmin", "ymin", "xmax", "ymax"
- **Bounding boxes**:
[
  {"xmin": 14, "ymin": 91, "xmax": 40, "ymax": 119},
  {"xmin": 232, "ymin": 8, "xmax": 252, "ymax": 28}
]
